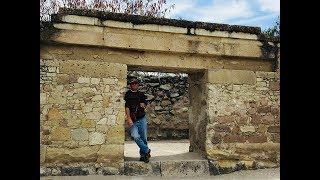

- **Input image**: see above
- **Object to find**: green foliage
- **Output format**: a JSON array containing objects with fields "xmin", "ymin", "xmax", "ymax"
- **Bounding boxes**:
[{"xmin": 263, "ymin": 16, "xmax": 280, "ymax": 39}]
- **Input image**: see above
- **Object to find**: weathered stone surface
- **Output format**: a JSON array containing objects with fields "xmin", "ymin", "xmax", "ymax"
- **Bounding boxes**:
[
  {"xmin": 81, "ymin": 119, "xmax": 95, "ymax": 129},
  {"xmin": 47, "ymin": 107, "xmax": 63, "ymax": 121},
  {"xmin": 91, "ymin": 78, "xmax": 100, "ymax": 84},
  {"xmin": 97, "ymin": 144, "xmax": 123, "ymax": 163},
  {"xmin": 61, "ymin": 166, "xmax": 90, "ymax": 176},
  {"xmin": 41, "ymin": 16, "xmax": 280, "ymax": 170},
  {"xmin": 50, "ymin": 127, "xmax": 71, "ymax": 141},
  {"xmin": 160, "ymin": 161, "xmax": 210, "ymax": 177},
  {"xmin": 56, "ymin": 74, "xmax": 70, "ymax": 85},
  {"xmin": 155, "ymin": 106, "xmax": 162, "ymax": 111},
  {"xmin": 215, "ymin": 115, "xmax": 237, "ymax": 124},
  {"xmin": 58, "ymin": 60, "xmax": 127, "ymax": 79},
  {"xmin": 170, "ymin": 93, "xmax": 179, "ymax": 98},
  {"xmin": 247, "ymin": 134, "xmax": 268, "ymax": 143},
  {"xmin": 161, "ymin": 100, "xmax": 171, "ymax": 107},
  {"xmin": 63, "ymin": 141, "xmax": 78, "ymax": 148},
  {"xmin": 105, "ymin": 125, "xmax": 124, "ymax": 144},
  {"xmin": 223, "ymin": 135, "xmax": 246, "ymax": 143},
  {"xmin": 103, "ymin": 78, "xmax": 117, "ymax": 84},
  {"xmin": 269, "ymin": 81, "xmax": 280, "ymax": 91},
  {"xmin": 46, "ymin": 146, "xmax": 99, "ymax": 163},
  {"xmin": 97, "ymin": 166, "xmax": 120, "ymax": 175},
  {"xmin": 124, "ymin": 161, "xmax": 160, "ymax": 176},
  {"xmin": 159, "ymin": 84, "xmax": 171, "ymax": 90},
  {"xmin": 257, "ymin": 106, "xmax": 271, "ymax": 113},
  {"xmin": 212, "ymin": 124, "xmax": 231, "ymax": 133},
  {"xmin": 270, "ymin": 134, "xmax": 280, "ymax": 143},
  {"xmin": 71, "ymin": 128, "xmax": 89, "ymax": 141},
  {"xmin": 40, "ymin": 93, "xmax": 47, "ymax": 104},
  {"xmin": 240, "ymin": 126, "xmax": 255, "ymax": 133},
  {"xmin": 89, "ymin": 132, "xmax": 105, "ymax": 145},
  {"xmin": 78, "ymin": 77, "xmax": 90, "ymax": 84},
  {"xmin": 207, "ymin": 69, "xmax": 256, "ymax": 85},
  {"xmin": 104, "ymin": 85, "xmax": 110, "ymax": 92},
  {"xmin": 267, "ymin": 126, "xmax": 280, "ymax": 133},
  {"xmin": 211, "ymin": 134, "xmax": 222, "ymax": 144},
  {"xmin": 40, "ymin": 145, "xmax": 46, "ymax": 164}
]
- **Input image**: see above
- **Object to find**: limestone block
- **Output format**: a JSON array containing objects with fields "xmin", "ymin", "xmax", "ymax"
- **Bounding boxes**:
[
  {"xmin": 61, "ymin": 15, "xmax": 101, "ymax": 26},
  {"xmin": 105, "ymin": 125, "xmax": 124, "ymax": 144},
  {"xmin": 71, "ymin": 128, "xmax": 89, "ymax": 141},
  {"xmin": 50, "ymin": 127, "xmax": 71, "ymax": 141},
  {"xmin": 207, "ymin": 69, "xmax": 256, "ymax": 85},
  {"xmin": 97, "ymin": 144, "xmax": 124, "ymax": 163},
  {"xmin": 89, "ymin": 132, "xmax": 105, "ymax": 145},
  {"xmin": 46, "ymin": 146, "xmax": 100, "ymax": 163},
  {"xmin": 240, "ymin": 126, "xmax": 255, "ymax": 133}
]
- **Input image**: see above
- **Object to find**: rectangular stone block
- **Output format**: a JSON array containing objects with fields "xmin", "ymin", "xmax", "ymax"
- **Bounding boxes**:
[
  {"xmin": 105, "ymin": 125, "xmax": 125, "ymax": 144},
  {"xmin": 45, "ymin": 146, "xmax": 100, "ymax": 163},
  {"xmin": 58, "ymin": 60, "xmax": 127, "ymax": 79},
  {"xmin": 97, "ymin": 144, "xmax": 124, "ymax": 163},
  {"xmin": 207, "ymin": 69, "xmax": 256, "ymax": 85},
  {"xmin": 61, "ymin": 15, "xmax": 101, "ymax": 26},
  {"xmin": 160, "ymin": 161, "xmax": 209, "ymax": 177},
  {"xmin": 124, "ymin": 161, "xmax": 161, "ymax": 176}
]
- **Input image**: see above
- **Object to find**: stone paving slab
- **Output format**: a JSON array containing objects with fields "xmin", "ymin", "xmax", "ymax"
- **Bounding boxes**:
[{"xmin": 41, "ymin": 168, "xmax": 280, "ymax": 180}]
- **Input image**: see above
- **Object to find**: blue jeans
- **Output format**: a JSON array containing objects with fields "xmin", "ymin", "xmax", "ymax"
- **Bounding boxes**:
[{"xmin": 130, "ymin": 116, "xmax": 150, "ymax": 156}]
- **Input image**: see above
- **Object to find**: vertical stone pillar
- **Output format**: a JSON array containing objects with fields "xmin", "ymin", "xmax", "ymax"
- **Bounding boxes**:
[{"xmin": 188, "ymin": 71, "xmax": 209, "ymax": 156}]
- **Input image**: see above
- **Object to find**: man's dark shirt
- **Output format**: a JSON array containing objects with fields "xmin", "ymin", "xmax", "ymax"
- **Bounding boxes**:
[{"xmin": 124, "ymin": 90, "xmax": 147, "ymax": 122}]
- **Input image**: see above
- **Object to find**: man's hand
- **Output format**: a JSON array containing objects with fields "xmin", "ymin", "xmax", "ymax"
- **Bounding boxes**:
[
  {"xmin": 127, "ymin": 118, "xmax": 133, "ymax": 127},
  {"xmin": 140, "ymin": 103, "xmax": 146, "ymax": 109}
]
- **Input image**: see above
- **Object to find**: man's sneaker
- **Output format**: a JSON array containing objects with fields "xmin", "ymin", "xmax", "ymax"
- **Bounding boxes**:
[
  {"xmin": 139, "ymin": 156, "xmax": 145, "ymax": 161},
  {"xmin": 147, "ymin": 149, "xmax": 151, "ymax": 158},
  {"xmin": 143, "ymin": 154, "xmax": 149, "ymax": 163}
]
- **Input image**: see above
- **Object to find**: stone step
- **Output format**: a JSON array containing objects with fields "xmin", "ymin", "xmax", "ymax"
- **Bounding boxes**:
[{"xmin": 124, "ymin": 152, "xmax": 210, "ymax": 177}]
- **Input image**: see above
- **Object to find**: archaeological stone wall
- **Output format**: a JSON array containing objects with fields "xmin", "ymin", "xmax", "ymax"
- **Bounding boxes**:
[
  {"xmin": 125, "ymin": 72, "xmax": 189, "ymax": 140},
  {"xmin": 204, "ymin": 69, "xmax": 280, "ymax": 174},
  {"xmin": 40, "ymin": 59, "xmax": 127, "ymax": 175},
  {"xmin": 40, "ymin": 9, "xmax": 280, "ymax": 176}
]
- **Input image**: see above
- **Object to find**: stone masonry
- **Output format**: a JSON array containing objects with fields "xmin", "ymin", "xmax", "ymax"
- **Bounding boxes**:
[
  {"xmin": 205, "ymin": 69, "xmax": 280, "ymax": 174},
  {"xmin": 40, "ymin": 8, "xmax": 279, "ymax": 176},
  {"xmin": 40, "ymin": 59, "xmax": 127, "ymax": 176}
]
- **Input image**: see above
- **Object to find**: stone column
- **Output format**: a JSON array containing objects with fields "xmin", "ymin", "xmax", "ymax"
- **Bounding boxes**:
[{"xmin": 188, "ymin": 71, "xmax": 209, "ymax": 156}]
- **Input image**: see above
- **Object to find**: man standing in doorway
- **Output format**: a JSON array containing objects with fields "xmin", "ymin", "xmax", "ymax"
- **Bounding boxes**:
[{"xmin": 124, "ymin": 78, "xmax": 151, "ymax": 163}]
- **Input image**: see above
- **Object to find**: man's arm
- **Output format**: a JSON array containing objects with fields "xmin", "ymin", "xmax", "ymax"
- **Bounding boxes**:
[
  {"xmin": 125, "ymin": 107, "xmax": 133, "ymax": 127},
  {"xmin": 124, "ymin": 91, "xmax": 133, "ymax": 127}
]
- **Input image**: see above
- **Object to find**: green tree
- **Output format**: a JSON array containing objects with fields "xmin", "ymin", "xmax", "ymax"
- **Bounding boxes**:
[
  {"xmin": 263, "ymin": 16, "xmax": 280, "ymax": 39},
  {"xmin": 40, "ymin": 0, "xmax": 175, "ymax": 21}
]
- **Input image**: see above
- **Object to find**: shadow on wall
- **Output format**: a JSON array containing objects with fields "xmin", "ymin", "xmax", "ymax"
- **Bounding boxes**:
[{"xmin": 125, "ymin": 71, "xmax": 190, "ymax": 141}]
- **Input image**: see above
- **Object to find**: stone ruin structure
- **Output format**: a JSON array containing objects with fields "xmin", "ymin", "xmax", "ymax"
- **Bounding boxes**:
[{"xmin": 40, "ymin": 8, "xmax": 280, "ymax": 176}]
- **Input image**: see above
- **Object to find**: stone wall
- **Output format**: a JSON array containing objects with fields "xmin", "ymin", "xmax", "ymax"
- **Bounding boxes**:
[
  {"xmin": 40, "ymin": 59, "xmax": 127, "ymax": 176},
  {"xmin": 188, "ymin": 72, "xmax": 209, "ymax": 155},
  {"xmin": 205, "ymin": 69, "xmax": 280, "ymax": 174},
  {"xmin": 125, "ymin": 72, "xmax": 189, "ymax": 140}
]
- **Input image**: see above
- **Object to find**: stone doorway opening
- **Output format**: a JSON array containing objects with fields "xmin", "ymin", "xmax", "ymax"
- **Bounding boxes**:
[
  {"xmin": 124, "ymin": 70, "xmax": 190, "ymax": 160},
  {"xmin": 123, "ymin": 69, "xmax": 210, "ymax": 176}
]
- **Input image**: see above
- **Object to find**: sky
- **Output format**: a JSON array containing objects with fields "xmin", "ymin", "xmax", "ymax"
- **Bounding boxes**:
[{"xmin": 164, "ymin": 0, "xmax": 280, "ymax": 30}]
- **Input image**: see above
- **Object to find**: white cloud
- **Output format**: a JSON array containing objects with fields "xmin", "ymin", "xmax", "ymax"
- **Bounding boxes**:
[
  {"xmin": 258, "ymin": 0, "xmax": 280, "ymax": 13},
  {"xmin": 164, "ymin": 0, "xmax": 197, "ymax": 18},
  {"xmin": 164, "ymin": 0, "xmax": 279, "ymax": 29},
  {"xmin": 194, "ymin": 0, "xmax": 253, "ymax": 23},
  {"xmin": 232, "ymin": 13, "xmax": 277, "ymax": 25}
]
